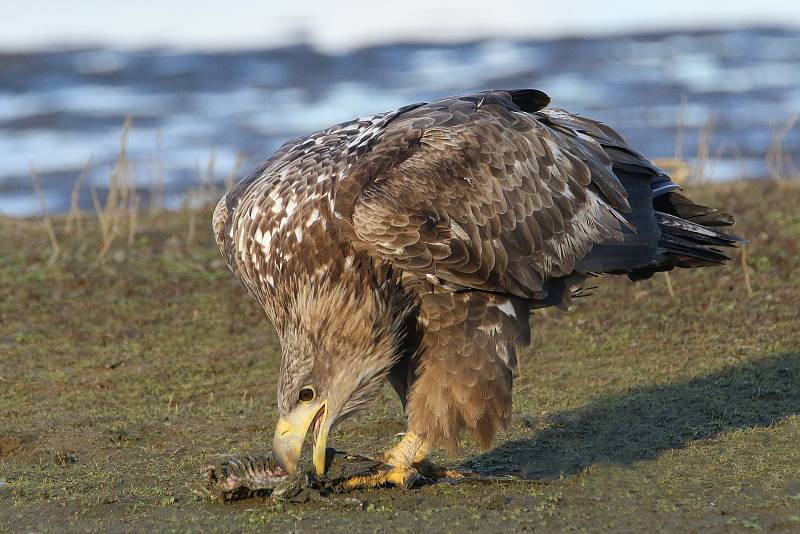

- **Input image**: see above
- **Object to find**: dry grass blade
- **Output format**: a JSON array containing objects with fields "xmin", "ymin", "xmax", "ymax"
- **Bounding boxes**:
[
  {"xmin": 150, "ymin": 130, "xmax": 165, "ymax": 214},
  {"xmin": 766, "ymin": 114, "xmax": 800, "ymax": 183},
  {"xmin": 674, "ymin": 92, "xmax": 688, "ymax": 161},
  {"xmin": 94, "ymin": 118, "xmax": 137, "ymax": 264},
  {"xmin": 204, "ymin": 151, "xmax": 217, "ymax": 202},
  {"xmin": 663, "ymin": 272, "xmax": 675, "ymax": 300},
  {"xmin": 740, "ymin": 239, "xmax": 754, "ymax": 297},
  {"xmin": 691, "ymin": 117, "xmax": 716, "ymax": 183},
  {"xmin": 731, "ymin": 145, "xmax": 750, "ymax": 182},
  {"xmin": 65, "ymin": 157, "xmax": 93, "ymax": 237},
  {"xmin": 127, "ymin": 194, "xmax": 140, "ymax": 248},
  {"xmin": 192, "ymin": 152, "xmax": 217, "ymax": 211},
  {"xmin": 90, "ymin": 186, "xmax": 110, "ymax": 253},
  {"xmin": 29, "ymin": 167, "xmax": 61, "ymax": 264},
  {"xmin": 185, "ymin": 191, "xmax": 197, "ymax": 249}
]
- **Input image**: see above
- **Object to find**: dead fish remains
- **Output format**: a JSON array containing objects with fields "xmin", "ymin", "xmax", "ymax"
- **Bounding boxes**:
[
  {"xmin": 202, "ymin": 450, "xmax": 388, "ymax": 502},
  {"xmin": 203, "ymin": 453, "xmax": 309, "ymax": 502}
]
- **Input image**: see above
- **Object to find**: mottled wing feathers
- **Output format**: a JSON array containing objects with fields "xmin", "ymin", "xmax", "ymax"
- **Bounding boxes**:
[
  {"xmin": 211, "ymin": 108, "xmax": 423, "ymax": 301},
  {"xmin": 334, "ymin": 90, "xmax": 629, "ymax": 299}
]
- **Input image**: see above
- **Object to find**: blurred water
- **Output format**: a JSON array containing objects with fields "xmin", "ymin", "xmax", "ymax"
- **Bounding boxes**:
[{"xmin": 1, "ymin": 27, "xmax": 799, "ymax": 216}]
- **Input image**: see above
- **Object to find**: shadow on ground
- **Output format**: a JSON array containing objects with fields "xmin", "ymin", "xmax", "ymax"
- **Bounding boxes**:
[{"xmin": 466, "ymin": 352, "xmax": 800, "ymax": 479}]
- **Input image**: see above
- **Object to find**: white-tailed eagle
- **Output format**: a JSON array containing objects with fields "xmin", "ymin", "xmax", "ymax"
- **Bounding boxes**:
[{"xmin": 213, "ymin": 89, "xmax": 739, "ymax": 487}]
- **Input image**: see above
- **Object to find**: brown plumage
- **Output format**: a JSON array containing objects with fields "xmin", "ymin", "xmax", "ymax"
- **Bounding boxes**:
[{"xmin": 213, "ymin": 89, "xmax": 740, "ymax": 475}]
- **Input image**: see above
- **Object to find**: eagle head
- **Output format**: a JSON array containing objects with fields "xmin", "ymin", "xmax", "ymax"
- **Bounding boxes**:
[{"xmin": 270, "ymin": 261, "xmax": 416, "ymax": 476}]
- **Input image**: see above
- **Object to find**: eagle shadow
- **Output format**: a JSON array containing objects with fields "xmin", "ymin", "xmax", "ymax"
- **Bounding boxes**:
[{"xmin": 463, "ymin": 352, "xmax": 800, "ymax": 480}]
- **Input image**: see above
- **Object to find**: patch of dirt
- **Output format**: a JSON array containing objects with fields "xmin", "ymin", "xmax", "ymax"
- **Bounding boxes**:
[
  {"xmin": 0, "ymin": 434, "xmax": 35, "ymax": 459},
  {"xmin": 2, "ymin": 182, "xmax": 800, "ymax": 532}
]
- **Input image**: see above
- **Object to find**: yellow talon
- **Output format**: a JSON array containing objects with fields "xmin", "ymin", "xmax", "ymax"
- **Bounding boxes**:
[
  {"xmin": 341, "ymin": 466, "xmax": 420, "ymax": 490},
  {"xmin": 336, "ymin": 432, "xmax": 478, "ymax": 491}
]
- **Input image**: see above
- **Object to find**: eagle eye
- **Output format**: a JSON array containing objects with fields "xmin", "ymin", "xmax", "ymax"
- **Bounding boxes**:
[{"xmin": 298, "ymin": 386, "xmax": 316, "ymax": 403}]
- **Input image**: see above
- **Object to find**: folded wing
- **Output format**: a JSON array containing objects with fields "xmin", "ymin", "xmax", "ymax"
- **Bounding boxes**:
[{"xmin": 333, "ymin": 90, "xmax": 640, "ymax": 299}]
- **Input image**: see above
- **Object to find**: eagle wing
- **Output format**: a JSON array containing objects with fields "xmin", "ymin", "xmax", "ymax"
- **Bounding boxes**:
[{"xmin": 333, "ymin": 89, "xmax": 638, "ymax": 298}]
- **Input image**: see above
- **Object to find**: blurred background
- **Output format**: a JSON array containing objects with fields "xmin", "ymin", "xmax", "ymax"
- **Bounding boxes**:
[{"xmin": 1, "ymin": 0, "xmax": 799, "ymax": 216}]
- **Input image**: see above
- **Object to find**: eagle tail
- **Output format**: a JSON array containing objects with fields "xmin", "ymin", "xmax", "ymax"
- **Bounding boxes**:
[{"xmin": 627, "ymin": 191, "xmax": 743, "ymax": 281}]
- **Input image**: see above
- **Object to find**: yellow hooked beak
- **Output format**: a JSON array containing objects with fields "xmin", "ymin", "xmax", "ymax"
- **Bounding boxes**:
[{"xmin": 272, "ymin": 401, "xmax": 329, "ymax": 476}]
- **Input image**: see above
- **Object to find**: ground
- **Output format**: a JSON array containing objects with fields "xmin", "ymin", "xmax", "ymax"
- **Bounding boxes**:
[{"xmin": 1, "ymin": 181, "xmax": 799, "ymax": 533}]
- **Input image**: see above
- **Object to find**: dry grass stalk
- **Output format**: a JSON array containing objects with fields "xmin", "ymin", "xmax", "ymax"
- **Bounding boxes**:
[
  {"xmin": 29, "ymin": 167, "xmax": 61, "ymax": 264},
  {"xmin": 127, "ymin": 194, "xmax": 140, "ymax": 248},
  {"xmin": 185, "ymin": 190, "xmax": 197, "ymax": 249},
  {"xmin": 690, "ymin": 118, "xmax": 728, "ymax": 183},
  {"xmin": 192, "ymin": 151, "xmax": 217, "ymax": 209},
  {"xmin": 689, "ymin": 118, "xmax": 724, "ymax": 183},
  {"xmin": 204, "ymin": 151, "xmax": 216, "ymax": 202},
  {"xmin": 766, "ymin": 114, "xmax": 799, "ymax": 183},
  {"xmin": 692, "ymin": 118, "xmax": 715, "ymax": 182},
  {"xmin": 65, "ymin": 157, "xmax": 93, "ymax": 237},
  {"xmin": 150, "ymin": 129, "xmax": 166, "ymax": 214},
  {"xmin": 93, "ymin": 118, "xmax": 138, "ymax": 264},
  {"xmin": 731, "ymin": 145, "xmax": 750, "ymax": 181},
  {"xmin": 126, "ymin": 162, "xmax": 140, "ymax": 251},
  {"xmin": 663, "ymin": 272, "xmax": 675, "ymax": 300},
  {"xmin": 90, "ymin": 185, "xmax": 109, "ymax": 251},
  {"xmin": 674, "ymin": 92, "xmax": 688, "ymax": 161},
  {"xmin": 740, "ymin": 240, "xmax": 754, "ymax": 297}
]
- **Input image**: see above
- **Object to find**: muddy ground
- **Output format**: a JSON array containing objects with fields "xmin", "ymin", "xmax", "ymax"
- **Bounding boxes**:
[{"xmin": 1, "ymin": 181, "xmax": 799, "ymax": 532}]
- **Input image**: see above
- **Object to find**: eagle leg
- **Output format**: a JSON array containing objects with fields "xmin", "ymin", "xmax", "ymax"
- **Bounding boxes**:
[
  {"xmin": 339, "ymin": 465, "xmax": 423, "ymax": 491},
  {"xmin": 387, "ymin": 433, "xmax": 482, "ymax": 481},
  {"xmin": 337, "ymin": 433, "xmax": 477, "ymax": 490},
  {"xmin": 335, "ymin": 461, "xmax": 478, "ymax": 491},
  {"xmin": 384, "ymin": 431, "xmax": 429, "ymax": 466},
  {"xmin": 337, "ymin": 433, "xmax": 425, "ymax": 490}
]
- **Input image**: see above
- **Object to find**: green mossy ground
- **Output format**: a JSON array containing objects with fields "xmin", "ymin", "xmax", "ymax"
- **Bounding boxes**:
[{"xmin": 1, "ymin": 181, "xmax": 799, "ymax": 532}]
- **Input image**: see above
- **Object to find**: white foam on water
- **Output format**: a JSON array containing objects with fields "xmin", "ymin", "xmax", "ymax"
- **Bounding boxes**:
[
  {"xmin": 73, "ymin": 49, "xmax": 129, "ymax": 74},
  {"xmin": 1, "ymin": 30, "xmax": 798, "ymax": 216},
  {"xmin": 0, "ymin": 129, "xmax": 115, "ymax": 177}
]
